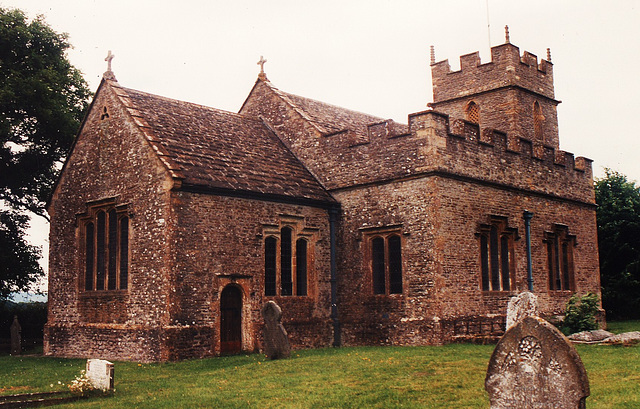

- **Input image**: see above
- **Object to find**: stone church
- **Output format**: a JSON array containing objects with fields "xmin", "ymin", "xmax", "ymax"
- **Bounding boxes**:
[{"xmin": 45, "ymin": 37, "xmax": 601, "ymax": 362}]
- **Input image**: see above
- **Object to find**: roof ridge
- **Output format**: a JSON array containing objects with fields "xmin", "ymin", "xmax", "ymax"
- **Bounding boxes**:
[
  {"xmin": 279, "ymin": 89, "xmax": 387, "ymax": 124},
  {"xmin": 114, "ymin": 84, "xmax": 265, "ymax": 123},
  {"xmin": 260, "ymin": 81, "xmax": 327, "ymax": 134}
]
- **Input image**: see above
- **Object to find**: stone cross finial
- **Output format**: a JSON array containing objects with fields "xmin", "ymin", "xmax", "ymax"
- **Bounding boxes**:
[
  {"xmin": 105, "ymin": 50, "xmax": 115, "ymax": 72},
  {"xmin": 430, "ymin": 45, "xmax": 436, "ymax": 65},
  {"xmin": 257, "ymin": 56, "xmax": 267, "ymax": 74},
  {"xmin": 504, "ymin": 25, "xmax": 510, "ymax": 43}
]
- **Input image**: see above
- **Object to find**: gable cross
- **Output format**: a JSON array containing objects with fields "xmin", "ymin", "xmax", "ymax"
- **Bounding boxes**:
[
  {"xmin": 105, "ymin": 50, "xmax": 115, "ymax": 72},
  {"xmin": 257, "ymin": 55, "xmax": 267, "ymax": 74}
]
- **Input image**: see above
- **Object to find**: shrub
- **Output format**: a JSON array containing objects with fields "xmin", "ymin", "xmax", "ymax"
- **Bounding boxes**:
[{"xmin": 562, "ymin": 292, "xmax": 600, "ymax": 335}]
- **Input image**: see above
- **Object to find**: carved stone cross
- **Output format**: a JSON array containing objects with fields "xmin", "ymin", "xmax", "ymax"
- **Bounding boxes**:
[
  {"xmin": 257, "ymin": 55, "xmax": 267, "ymax": 74},
  {"xmin": 105, "ymin": 50, "xmax": 115, "ymax": 72}
]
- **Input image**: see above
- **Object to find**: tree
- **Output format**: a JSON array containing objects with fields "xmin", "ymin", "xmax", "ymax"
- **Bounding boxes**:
[
  {"xmin": 0, "ymin": 7, "xmax": 91, "ymax": 298},
  {"xmin": 594, "ymin": 169, "xmax": 640, "ymax": 319}
]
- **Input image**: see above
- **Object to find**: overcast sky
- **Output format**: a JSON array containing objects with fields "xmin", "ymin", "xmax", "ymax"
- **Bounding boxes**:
[{"xmin": 3, "ymin": 0, "xmax": 639, "ymax": 286}]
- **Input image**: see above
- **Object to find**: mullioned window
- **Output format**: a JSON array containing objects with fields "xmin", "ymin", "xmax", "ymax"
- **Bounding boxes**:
[
  {"xmin": 80, "ymin": 200, "xmax": 129, "ymax": 291},
  {"xmin": 478, "ymin": 216, "xmax": 516, "ymax": 292}
]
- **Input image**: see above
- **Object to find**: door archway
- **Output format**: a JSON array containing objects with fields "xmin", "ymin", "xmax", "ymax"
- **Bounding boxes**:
[{"xmin": 220, "ymin": 285, "xmax": 243, "ymax": 354}]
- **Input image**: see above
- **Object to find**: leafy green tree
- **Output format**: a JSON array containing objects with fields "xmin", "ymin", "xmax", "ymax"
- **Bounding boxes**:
[
  {"xmin": 594, "ymin": 169, "xmax": 640, "ymax": 319},
  {"xmin": 0, "ymin": 7, "xmax": 91, "ymax": 298}
]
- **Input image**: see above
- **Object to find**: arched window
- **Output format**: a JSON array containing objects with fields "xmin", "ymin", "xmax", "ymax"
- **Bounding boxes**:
[
  {"xmin": 372, "ymin": 237, "xmax": 386, "ymax": 294},
  {"xmin": 478, "ymin": 217, "xmax": 516, "ymax": 291},
  {"xmin": 533, "ymin": 101, "xmax": 544, "ymax": 141},
  {"xmin": 296, "ymin": 239, "xmax": 308, "ymax": 296},
  {"xmin": 466, "ymin": 101, "xmax": 480, "ymax": 124},
  {"xmin": 82, "ymin": 204, "xmax": 130, "ymax": 291},
  {"xmin": 280, "ymin": 227, "xmax": 293, "ymax": 296},
  {"xmin": 264, "ymin": 223, "xmax": 314, "ymax": 297},
  {"xmin": 545, "ymin": 225, "xmax": 575, "ymax": 291},
  {"xmin": 368, "ymin": 231, "xmax": 403, "ymax": 295},
  {"xmin": 264, "ymin": 237, "xmax": 277, "ymax": 296}
]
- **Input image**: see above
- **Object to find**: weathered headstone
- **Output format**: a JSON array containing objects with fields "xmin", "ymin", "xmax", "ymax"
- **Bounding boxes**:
[
  {"xmin": 261, "ymin": 301, "xmax": 291, "ymax": 360},
  {"xmin": 10, "ymin": 315, "xmax": 21, "ymax": 355},
  {"xmin": 486, "ymin": 316, "xmax": 590, "ymax": 409},
  {"xmin": 505, "ymin": 291, "xmax": 538, "ymax": 331},
  {"xmin": 86, "ymin": 359, "xmax": 114, "ymax": 391}
]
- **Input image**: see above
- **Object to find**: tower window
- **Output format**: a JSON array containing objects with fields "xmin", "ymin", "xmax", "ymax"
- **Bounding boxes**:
[
  {"xmin": 466, "ymin": 101, "xmax": 480, "ymax": 124},
  {"xmin": 533, "ymin": 101, "xmax": 544, "ymax": 141}
]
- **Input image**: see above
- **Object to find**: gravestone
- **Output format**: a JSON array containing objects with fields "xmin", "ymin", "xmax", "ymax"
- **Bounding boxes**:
[
  {"xmin": 505, "ymin": 291, "xmax": 538, "ymax": 331},
  {"xmin": 486, "ymin": 316, "xmax": 590, "ymax": 409},
  {"xmin": 10, "ymin": 315, "xmax": 21, "ymax": 355},
  {"xmin": 86, "ymin": 359, "xmax": 114, "ymax": 391},
  {"xmin": 261, "ymin": 301, "xmax": 291, "ymax": 360}
]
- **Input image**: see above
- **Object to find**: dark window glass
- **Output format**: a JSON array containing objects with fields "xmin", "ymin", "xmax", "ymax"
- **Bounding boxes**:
[
  {"xmin": 85, "ymin": 222, "xmax": 94, "ymax": 291},
  {"xmin": 280, "ymin": 228, "xmax": 292, "ymax": 296},
  {"xmin": 489, "ymin": 226, "xmax": 500, "ymax": 291},
  {"xmin": 547, "ymin": 240, "xmax": 555, "ymax": 290},
  {"xmin": 265, "ymin": 237, "xmax": 277, "ymax": 296},
  {"xmin": 372, "ymin": 237, "xmax": 386, "ymax": 294},
  {"xmin": 96, "ymin": 211, "xmax": 106, "ymax": 290},
  {"xmin": 107, "ymin": 209, "xmax": 118, "ymax": 290},
  {"xmin": 480, "ymin": 234, "xmax": 490, "ymax": 291},
  {"xmin": 562, "ymin": 242, "xmax": 570, "ymax": 291},
  {"xmin": 119, "ymin": 216, "xmax": 129, "ymax": 290},
  {"xmin": 554, "ymin": 238, "xmax": 561, "ymax": 290},
  {"xmin": 296, "ymin": 239, "xmax": 308, "ymax": 296},
  {"xmin": 500, "ymin": 235, "xmax": 510, "ymax": 291},
  {"xmin": 388, "ymin": 235, "xmax": 402, "ymax": 294}
]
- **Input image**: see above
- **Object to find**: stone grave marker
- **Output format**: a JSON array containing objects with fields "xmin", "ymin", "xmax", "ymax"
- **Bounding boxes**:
[
  {"xmin": 86, "ymin": 359, "xmax": 114, "ymax": 391},
  {"xmin": 505, "ymin": 291, "xmax": 538, "ymax": 331},
  {"xmin": 261, "ymin": 301, "xmax": 291, "ymax": 360},
  {"xmin": 10, "ymin": 315, "xmax": 21, "ymax": 355},
  {"xmin": 485, "ymin": 316, "xmax": 590, "ymax": 409}
]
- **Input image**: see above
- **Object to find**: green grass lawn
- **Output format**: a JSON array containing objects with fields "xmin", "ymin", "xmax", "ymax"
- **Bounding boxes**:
[
  {"xmin": 1, "ymin": 342, "xmax": 639, "ymax": 409},
  {"xmin": 607, "ymin": 320, "xmax": 640, "ymax": 334}
]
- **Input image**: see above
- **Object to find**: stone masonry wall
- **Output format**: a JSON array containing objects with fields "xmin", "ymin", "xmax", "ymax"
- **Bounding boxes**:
[
  {"xmin": 167, "ymin": 191, "xmax": 333, "ymax": 356},
  {"xmin": 46, "ymin": 80, "xmax": 176, "ymax": 361},
  {"xmin": 334, "ymin": 174, "xmax": 600, "ymax": 346}
]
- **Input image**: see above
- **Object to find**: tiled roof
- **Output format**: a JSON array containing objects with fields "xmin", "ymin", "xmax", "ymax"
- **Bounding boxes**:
[
  {"xmin": 262, "ymin": 81, "xmax": 409, "ymax": 141},
  {"xmin": 110, "ymin": 82, "xmax": 334, "ymax": 204}
]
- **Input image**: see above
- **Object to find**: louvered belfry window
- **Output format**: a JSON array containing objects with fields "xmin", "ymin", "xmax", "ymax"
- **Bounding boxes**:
[{"xmin": 466, "ymin": 101, "xmax": 480, "ymax": 124}]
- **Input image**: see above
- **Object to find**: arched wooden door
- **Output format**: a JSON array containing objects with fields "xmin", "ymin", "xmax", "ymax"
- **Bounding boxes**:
[{"xmin": 220, "ymin": 285, "xmax": 242, "ymax": 355}]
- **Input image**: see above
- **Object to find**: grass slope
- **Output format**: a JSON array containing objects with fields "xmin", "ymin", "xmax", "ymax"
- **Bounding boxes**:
[{"xmin": 1, "ymin": 342, "xmax": 639, "ymax": 408}]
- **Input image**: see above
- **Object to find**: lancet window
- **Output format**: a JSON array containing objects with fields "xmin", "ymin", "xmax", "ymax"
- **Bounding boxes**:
[{"xmin": 478, "ymin": 217, "xmax": 516, "ymax": 292}]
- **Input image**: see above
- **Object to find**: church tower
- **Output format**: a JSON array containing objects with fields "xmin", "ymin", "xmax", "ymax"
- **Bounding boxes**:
[{"xmin": 429, "ymin": 28, "xmax": 560, "ymax": 149}]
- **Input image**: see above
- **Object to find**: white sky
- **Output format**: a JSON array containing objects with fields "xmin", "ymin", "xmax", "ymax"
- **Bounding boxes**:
[{"xmin": 3, "ymin": 0, "xmax": 640, "ymax": 287}]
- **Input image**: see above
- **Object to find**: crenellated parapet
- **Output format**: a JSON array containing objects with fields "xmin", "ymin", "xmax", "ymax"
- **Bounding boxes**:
[
  {"xmin": 430, "ymin": 39, "xmax": 560, "ymax": 149},
  {"xmin": 405, "ymin": 109, "xmax": 594, "ymax": 204},
  {"xmin": 431, "ymin": 43, "xmax": 555, "ymax": 103}
]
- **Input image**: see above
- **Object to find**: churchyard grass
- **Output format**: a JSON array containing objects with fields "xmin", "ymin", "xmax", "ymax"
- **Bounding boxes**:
[
  {"xmin": 1, "ymin": 342, "xmax": 638, "ymax": 408},
  {"xmin": 607, "ymin": 320, "xmax": 640, "ymax": 334}
]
